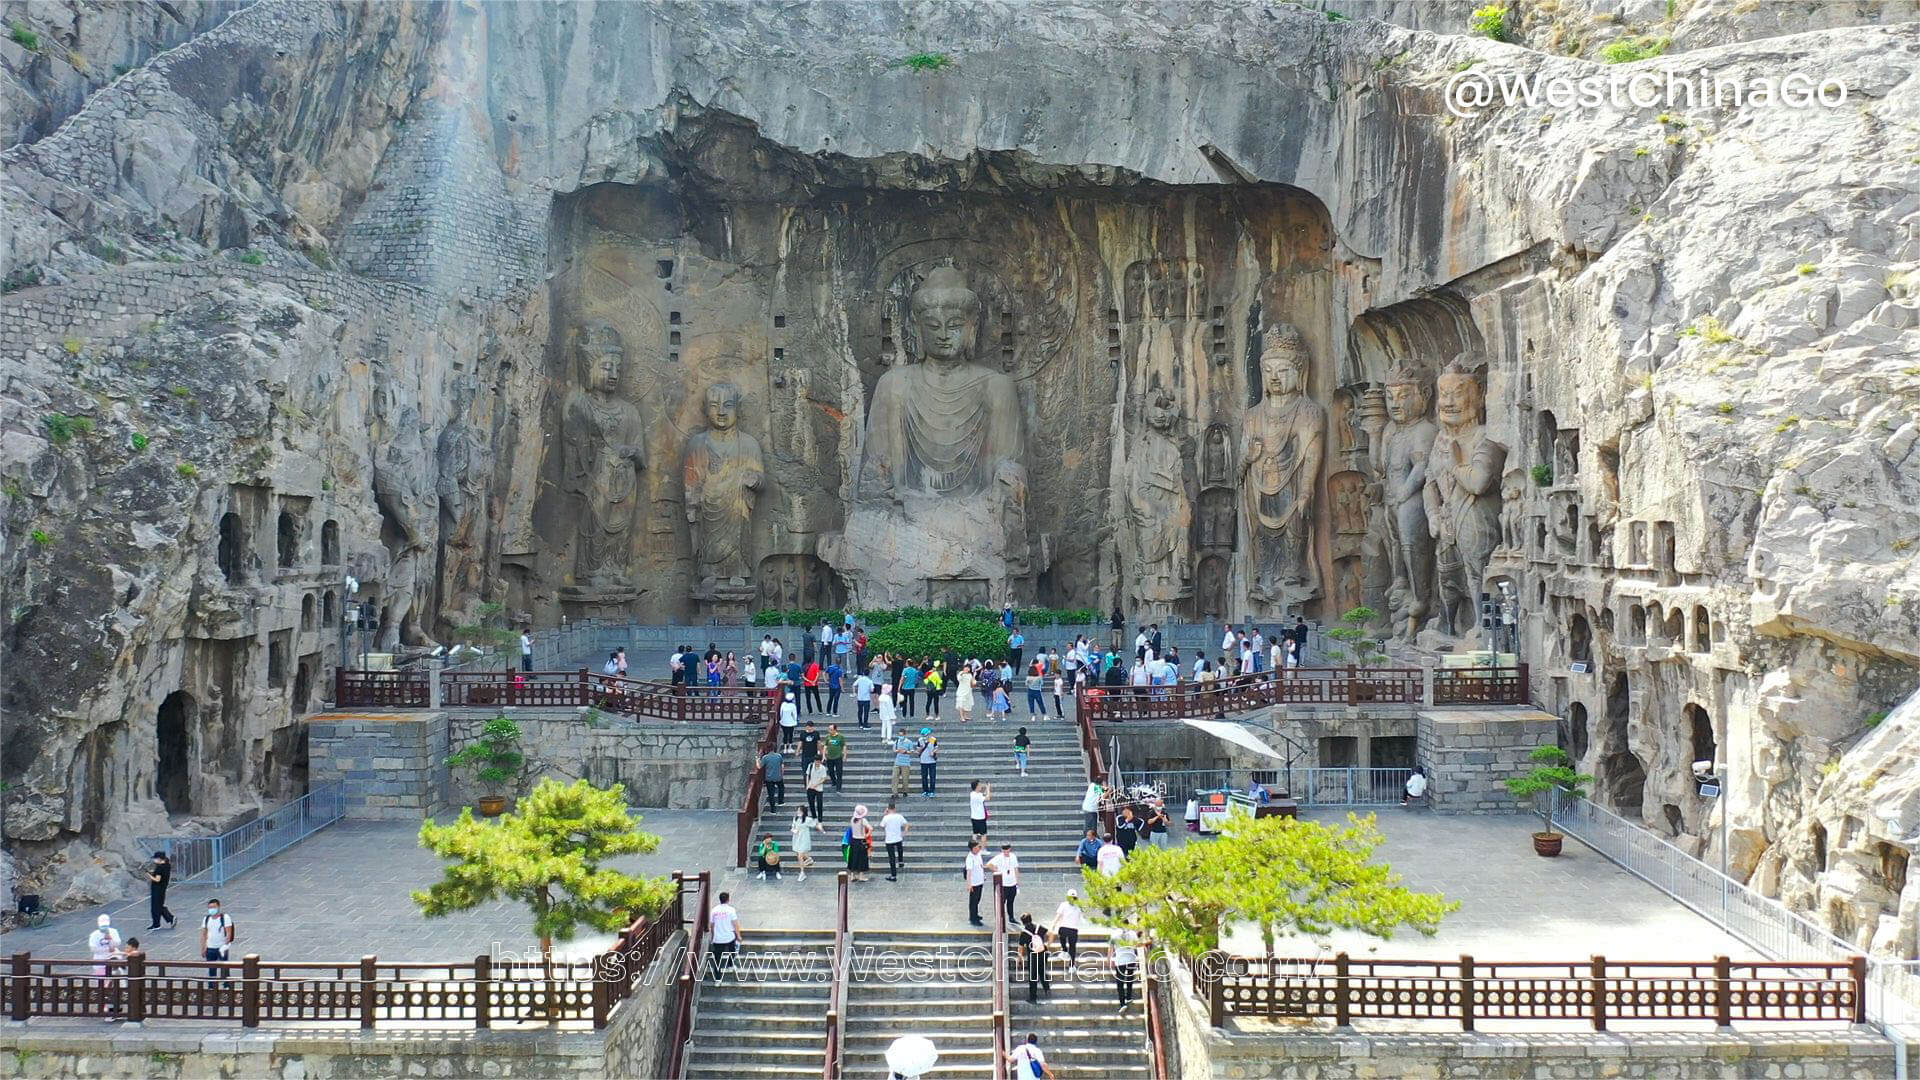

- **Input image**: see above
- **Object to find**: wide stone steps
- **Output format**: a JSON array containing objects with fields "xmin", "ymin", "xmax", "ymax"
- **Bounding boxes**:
[{"xmin": 684, "ymin": 931, "xmax": 834, "ymax": 1080}]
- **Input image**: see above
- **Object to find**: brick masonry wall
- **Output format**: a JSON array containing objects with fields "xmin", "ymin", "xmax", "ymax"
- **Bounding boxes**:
[
  {"xmin": 1417, "ymin": 707, "xmax": 1559, "ymax": 815},
  {"xmin": 1163, "ymin": 955, "xmax": 1894, "ymax": 1079},
  {"xmin": 443, "ymin": 714, "xmax": 761, "ymax": 811},
  {"xmin": 306, "ymin": 712, "xmax": 447, "ymax": 820},
  {"xmin": 602, "ymin": 930, "xmax": 687, "ymax": 1079},
  {"xmin": 0, "ymin": 1027, "xmax": 605, "ymax": 1079}
]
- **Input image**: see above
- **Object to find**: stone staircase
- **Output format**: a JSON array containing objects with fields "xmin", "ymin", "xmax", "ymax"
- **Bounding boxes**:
[
  {"xmin": 842, "ymin": 930, "xmax": 996, "ymax": 1076},
  {"xmin": 757, "ymin": 710, "xmax": 1090, "ymax": 873},
  {"xmin": 684, "ymin": 928, "xmax": 833, "ymax": 1079},
  {"xmin": 1004, "ymin": 931, "xmax": 1153, "ymax": 1078}
]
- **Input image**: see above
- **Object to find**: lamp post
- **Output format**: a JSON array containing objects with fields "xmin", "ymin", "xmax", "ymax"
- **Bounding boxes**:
[{"xmin": 1696, "ymin": 761, "xmax": 1729, "ymax": 924}]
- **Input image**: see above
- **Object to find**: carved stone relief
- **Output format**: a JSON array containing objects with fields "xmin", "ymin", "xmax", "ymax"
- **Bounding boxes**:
[
  {"xmin": 560, "ymin": 320, "xmax": 648, "ymax": 603},
  {"xmin": 683, "ymin": 381, "xmax": 764, "ymax": 607},
  {"xmin": 370, "ymin": 368, "xmax": 437, "ymax": 650},
  {"xmin": 1363, "ymin": 367, "xmax": 1439, "ymax": 636},
  {"xmin": 1423, "ymin": 356, "xmax": 1508, "ymax": 638},
  {"xmin": 1123, "ymin": 383, "xmax": 1194, "ymax": 614},
  {"xmin": 1240, "ymin": 322, "xmax": 1326, "ymax": 613}
]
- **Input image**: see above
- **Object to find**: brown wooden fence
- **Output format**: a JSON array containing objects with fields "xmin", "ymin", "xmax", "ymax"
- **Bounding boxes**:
[
  {"xmin": 1191, "ymin": 952, "xmax": 1866, "ymax": 1030},
  {"xmin": 335, "ymin": 668, "xmax": 779, "ymax": 725},
  {"xmin": 5, "ymin": 872, "xmax": 703, "ymax": 1031},
  {"xmin": 1078, "ymin": 666, "xmax": 1527, "ymax": 722}
]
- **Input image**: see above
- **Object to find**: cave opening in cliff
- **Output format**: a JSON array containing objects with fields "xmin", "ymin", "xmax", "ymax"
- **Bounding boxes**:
[
  {"xmin": 1568, "ymin": 701, "xmax": 1590, "ymax": 760},
  {"xmin": 1602, "ymin": 673, "xmax": 1647, "ymax": 815},
  {"xmin": 216, "ymin": 512, "xmax": 245, "ymax": 583},
  {"xmin": 1686, "ymin": 702, "xmax": 1716, "ymax": 768},
  {"xmin": 155, "ymin": 691, "xmax": 192, "ymax": 817},
  {"xmin": 277, "ymin": 511, "xmax": 298, "ymax": 569}
]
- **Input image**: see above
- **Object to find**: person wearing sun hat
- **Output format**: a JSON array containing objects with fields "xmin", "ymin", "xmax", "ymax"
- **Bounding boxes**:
[{"xmin": 847, "ymin": 804, "xmax": 873, "ymax": 882}]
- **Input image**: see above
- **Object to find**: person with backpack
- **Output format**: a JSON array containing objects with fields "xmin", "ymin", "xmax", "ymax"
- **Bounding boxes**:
[
  {"xmin": 1018, "ymin": 913, "xmax": 1051, "ymax": 1003},
  {"xmin": 922, "ymin": 665, "xmax": 944, "ymax": 718},
  {"xmin": 1012, "ymin": 728, "xmax": 1032, "ymax": 777},
  {"xmin": 199, "ymin": 898, "xmax": 235, "ymax": 985},
  {"xmin": 846, "ymin": 806, "xmax": 874, "ymax": 883},
  {"xmin": 1008, "ymin": 1033, "xmax": 1056, "ymax": 1079}
]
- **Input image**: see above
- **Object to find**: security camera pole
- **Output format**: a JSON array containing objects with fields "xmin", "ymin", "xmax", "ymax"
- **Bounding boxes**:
[{"xmin": 1694, "ymin": 758, "xmax": 1729, "ymax": 924}]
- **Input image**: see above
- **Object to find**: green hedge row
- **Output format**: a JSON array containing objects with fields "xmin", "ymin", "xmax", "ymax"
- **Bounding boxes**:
[
  {"xmin": 750, "ymin": 605, "xmax": 1101, "ymax": 629},
  {"xmin": 865, "ymin": 615, "xmax": 1015, "ymax": 662}
]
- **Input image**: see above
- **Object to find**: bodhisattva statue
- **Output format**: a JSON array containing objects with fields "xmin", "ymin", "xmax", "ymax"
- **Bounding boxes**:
[
  {"xmin": 1364, "ymin": 365, "xmax": 1438, "ymax": 636},
  {"xmin": 1126, "ymin": 385, "xmax": 1194, "ymax": 611},
  {"xmin": 1423, "ymin": 357, "xmax": 1508, "ymax": 637},
  {"xmin": 1240, "ymin": 323, "xmax": 1325, "ymax": 610},
  {"xmin": 563, "ymin": 321, "xmax": 646, "ymax": 591},
  {"xmin": 830, "ymin": 265, "xmax": 1035, "ymax": 604},
  {"xmin": 682, "ymin": 381, "xmax": 764, "ymax": 593}
]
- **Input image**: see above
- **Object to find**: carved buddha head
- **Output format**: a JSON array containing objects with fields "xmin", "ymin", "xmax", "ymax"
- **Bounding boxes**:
[
  {"xmin": 576, "ymin": 320, "xmax": 626, "ymax": 394},
  {"xmin": 1146, "ymin": 386, "xmax": 1177, "ymax": 432},
  {"xmin": 1258, "ymin": 323, "xmax": 1309, "ymax": 399},
  {"xmin": 703, "ymin": 382, "xmax": 742, "ymax": 432},
  {"xmin": 910, "ymin": 266, "xmax": 980, "ymax": 366},
  {"xmin": 1434, "ymin": 354, "xmax": 1487, "ymax": 431},
  {"xmin": 1384, "ymin": 365, "xmax": 1429, "ymax": 425}
]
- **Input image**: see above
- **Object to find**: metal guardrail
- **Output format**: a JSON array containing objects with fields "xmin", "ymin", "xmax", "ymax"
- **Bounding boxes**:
[
  {"xmin": 1551, "ymin": 792, "xmax": 1920, "ymax": 1031},
  {"xmin": 138, "ymin": 782, "xmax": 345, "ymax": 887},
  {"xmin": 1114, "ymin": 767, "xmax": 1412, "ymax": 809}
]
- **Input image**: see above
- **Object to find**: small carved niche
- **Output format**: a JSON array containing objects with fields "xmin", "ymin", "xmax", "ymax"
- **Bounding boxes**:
[{"xmin": 1123, "ymin": 260, "xmax": 1206, "ymax": 322}]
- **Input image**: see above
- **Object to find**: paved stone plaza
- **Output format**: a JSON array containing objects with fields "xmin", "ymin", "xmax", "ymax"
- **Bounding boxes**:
[{"xmin": 1, "ymin": 808, "xmax": 1747, "ymax": 969}]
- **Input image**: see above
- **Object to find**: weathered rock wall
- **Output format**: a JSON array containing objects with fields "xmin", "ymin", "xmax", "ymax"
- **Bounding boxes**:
[{"xmin": 2, "ymin": 0, "xmax": 1916, "ymax": 959}]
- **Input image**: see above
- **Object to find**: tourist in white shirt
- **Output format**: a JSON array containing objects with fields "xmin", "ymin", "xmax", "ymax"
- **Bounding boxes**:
[
  {"xmin": 89, "ymin": 914, "xmax": 122, "ymax": 979},
  {"xmin": 1051, "ymin": 890, "xmax": 1084, "ymax": 969},
  {"xmin": 1081, "ymin": 780, "xmax": 1103, "ymax": 831},
  {"xmin": 1096, "ymin": 834, "xmax": 1125, "ymax": 876},
  {"xmin": 1113, "ymin": 930, "xmax": 1141, "ymax": 1008},
  {"xmin": 880, "ymin": 802, "xmax": 910, "ymax": 881},
  {"xmin": 1269, "ymin": 638, "xmax": 1285, "ymax": 673},
  {"xmin": 1221, "ymin": 625, "xmax": 1237, "ymax": 653},
  {"xmin": 707, "ymin": 892, "xmax": 741, "ymax": 981},
  {"xmin": 1007, "ymin": 1034, "xmax": 1057, "ymax": 1080},
  {"xmin": 969, "ymin": 780, "xmax": 992, "ymax": 838},
  {"xmin": 986, "ymin": 843, "xmax": 1020, "ymax": 923},
  {"xmin": 763, "ymin": 662, "xmax": 782, "ymax": 690},
  {"xmin": 964, "ymin": 839, "xmax": 989, "ymax": 927},
  {"xmin": 877, "ymin": 685, "xmax": 897, "ymax": 742}
]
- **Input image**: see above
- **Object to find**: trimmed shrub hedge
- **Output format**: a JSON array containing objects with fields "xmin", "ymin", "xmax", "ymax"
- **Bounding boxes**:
[
  {"xmin": 751, "ymin": 605, "xmax": 1099, "ymax": 628},
  {"xmin": 866, "ymin": 614, "xmax": 1010, "ymax": 662}
]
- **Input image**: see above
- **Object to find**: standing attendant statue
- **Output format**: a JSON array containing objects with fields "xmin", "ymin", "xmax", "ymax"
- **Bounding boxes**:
[
  {"xmin": 683, "ymin": 381, "xmax": 765, "ymax": 594},
  {"xmin": 1424, "ymin": 356, "xmax": 1507, "ymax": 637},
  {"xmin": 1240, "ymin": 323, "xmax": 1325, "ymax": 611},
  {"xmin": 563, "ymin": 320, "xmax": 647, "ymax": 591}
]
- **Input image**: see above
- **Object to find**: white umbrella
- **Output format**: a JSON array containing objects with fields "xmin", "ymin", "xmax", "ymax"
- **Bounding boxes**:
[{"xmin": 885, "ymin": 1035, "xmax": 939, "ymax": 1077}]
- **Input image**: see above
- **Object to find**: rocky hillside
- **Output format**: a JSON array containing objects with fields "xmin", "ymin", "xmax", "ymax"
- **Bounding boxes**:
[{"xmin": 1, "ymin": 0, "xmax": 1915, "ymax": 959}]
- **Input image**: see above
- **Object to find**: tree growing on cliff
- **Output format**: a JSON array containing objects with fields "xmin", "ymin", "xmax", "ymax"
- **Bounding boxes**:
[
  {"xmin": 414, "ymin": 778, "xmax": 672, "ymax": 1018},
  {"xmin": 1079, "ymin": 813, "xmax": 1455, "ymax": 956}
]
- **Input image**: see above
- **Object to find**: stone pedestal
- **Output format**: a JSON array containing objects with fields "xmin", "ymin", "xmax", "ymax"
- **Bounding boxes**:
[{"xmin": 692, "ymin": 579, "xmax": 756, "ymax": 624}]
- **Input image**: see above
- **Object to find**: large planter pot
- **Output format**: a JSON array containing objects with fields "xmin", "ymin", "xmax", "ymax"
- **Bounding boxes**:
[
  {"xmin": 1532, "ymin": 831, "xmax": 1564, "ymax": 857},
  {"xmin": 476, "ymin": 795, "xmax": 509, "ymax": 817}
]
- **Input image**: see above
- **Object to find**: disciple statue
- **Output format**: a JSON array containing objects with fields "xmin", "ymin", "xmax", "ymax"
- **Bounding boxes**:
[
  {"xmin": 1239, "ymin": 323, "xmax": 1325, "ymax": 610},
  {"xmin": 1125, "ymin": 384, "xmax": 1194, "ymax": 611},
  {"xmin": 1363, "ymin": 365, "xmax": 1439, "ymax": 637},
  {"xmin": 1424, "ymin": 356, "xmax": 1508, "ymax": 637},
  {"xmin": 828, "ymin": 264, "xmax": 1038, "ymax": 604},
  {"xmin": 682, "ymin": 382, "xmax": 764, "ymax": 593},
  {"xmin": 562, "ymin": 321, "xmax": 647, "ymax": 591}
]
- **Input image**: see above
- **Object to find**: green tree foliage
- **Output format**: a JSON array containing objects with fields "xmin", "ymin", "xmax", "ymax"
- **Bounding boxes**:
[
  {"xmin": 446, "ymin": 714, "xmax": 525, "ymax": 794},
  {"xmin": 1079, "ymin": 813, "xmax": 1456, "ymax": 956},
  {"xmin": 1503, "ymin": 745, "xmax": 1594, "ymax": 835},
  {"xmin": 1470, "ymin": 4, "xmax": 1512, "ymax": 42},
  {"xmin": 1324, "ymin": 606, "xmax": 1388, "ymax": 666},
  {"xmin": 414, "ymin": 778, "xmax": 672, "ymax": 960}
]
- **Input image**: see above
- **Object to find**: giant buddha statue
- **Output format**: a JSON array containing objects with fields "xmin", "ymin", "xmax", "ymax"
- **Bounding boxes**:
[{"xmin": 825, "ymin": 265, "xmax": 1040, "ymax": 605}]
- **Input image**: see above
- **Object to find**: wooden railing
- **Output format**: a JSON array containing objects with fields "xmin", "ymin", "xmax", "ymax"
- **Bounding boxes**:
[
  {"xmin": 1191, "ymin": 952, "xmax": 1867, "ymax": 1030},
  {"xmin": 734, "ymin": 705, "xmax": 786, "ymax": 867},
  {"xmin": 991, "ymin": 882, "xmax": 1010, "ymax": 1080},
  {"xmin": 1144, "ymin": 942, "xmax": 1169, "ymax": 1079},
  {"xmin": 823, "ymin": 870, "xmax": 851, "ymax": 1079},
  {"xmin": 334, "ymin": 668, "xmax": 430, "ymax": 709},
  {"xmin": 335, "ymin": 667, "xmax": 781, "ymax": 725},
  {"xmin": 664, "ymin": 871, "xmax": 712, "ymax": 1080},
  {"xmin": 1079, "ymin": 665, "xmax": 1529, "ymax": 722},
  {"xmin": 595, "ymin": 879, "xmax": 685, "ymax": 1025}
]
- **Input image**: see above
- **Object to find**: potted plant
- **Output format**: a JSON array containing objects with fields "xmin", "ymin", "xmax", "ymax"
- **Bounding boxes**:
[
  {"xmin": 448, "ymin": 713, "xmax": 525, "ymax": 816},
  {"xmin": 1504, "ymin": 745, "xmax": 1593, "ymax": 856}
]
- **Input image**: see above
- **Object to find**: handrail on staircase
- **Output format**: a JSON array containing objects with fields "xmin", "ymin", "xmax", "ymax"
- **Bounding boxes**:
[
  {"xmin": 665, "ymin": 870, "xmax": 712, "ymax": 1080},
  {"xmin": 735, "ymin": 706, "xmax": 785, "ymax": 866},
  {"xmin": 992, "ymin": 880, "xmax": 1010, "ymax": 1080},
  {"xmin": 1144, "ymin": 939, "xmax": 1170, "ymax": 1080},
  {"xmin": 823, "ymin": 870, "xmax": 851, "ymax": 1079}
]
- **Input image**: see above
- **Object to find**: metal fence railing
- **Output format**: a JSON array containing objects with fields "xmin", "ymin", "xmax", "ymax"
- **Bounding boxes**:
[
  {"xmin": 1113, "ymin": 767, "xmax": 1412, "ymax": 809},
  {"xmin": 1551, "ymin": 792, "xmax": 1920, "ymax": 1032},
  {"xmin": 138, "ymin": 782, "xmax": 345, "ymax": 887}
]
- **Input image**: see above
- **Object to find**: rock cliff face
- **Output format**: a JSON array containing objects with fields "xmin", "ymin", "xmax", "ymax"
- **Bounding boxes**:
[{"xmin": 1, "ymin": 0, "xmax": 1915, "ymax": 953}]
